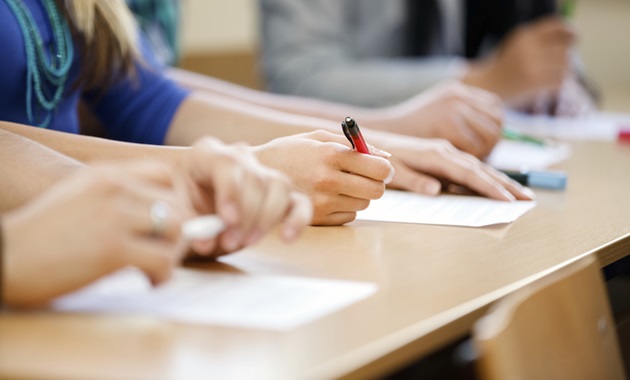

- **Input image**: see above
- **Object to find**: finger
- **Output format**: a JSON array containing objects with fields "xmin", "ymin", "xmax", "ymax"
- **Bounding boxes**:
[
  {"xmin": 464, "ymin": 86, "xmax": 504, "ymax": 110},
  {"xmin": 444, "ymin": 152, "xmax": 529, "ymax": 201},
  {"xmin": 122, "ymin": 238, "xmax": 179, "ymax": 285},
  {"xmin": 280, "ymin": 191, "xmax": 313, "ymax": 241},
  {"xmin": 219, "ymin": 227, "xmax": 246, "ymax": 253},
  {"xmin": 388, "ymin": 158, "xmax": 442, "ymax": 195},
  {"xmin": 335, "ymin": 149, "xmax": 394, "ymax": 182},
  {"xmin": 441, "ymin": 160, "xmax": 517, "ymax": 201},
  {"xmin": 118, "ymin": 186, "xmax": 188, "ymax": 242},
  {"xmin": 247, "ymin": 174, "xmax": 292, "ymax": 244},
  {"xmin": 314, "ymin": 211, "xmax": 358, "ymax": 226},
  {"xmin": 463, "ymin": 89, "xmax": 504, "ymax": 127},
  {"xmin": 478, "ymin": 166, "xmax": 535, "ymax": 201},
  {"xmin": 190, "ymin": 238, "xmax": 219, "ymax": 256},
  {"xmin": 330, "ymin": 171, "xmax": 387, "ymax": 200},
  {"xmin": 460, "ymin": 106, "xmax": 502, "ymax": 157},
  {"xmin": 450, "ymin": 112, "xmax": 487, "ymax": 158},
  {"xmin": 445, "ymin": 123, "xmax": 484, "ymax": 158},
  {"xmin": 367, "ymin": 145, "xmax": 393, "ymax": 159},
  {"xmin": 323, "ymin": 193, "xmax": 371, "ymax": 213},
  {"xmin": 400, "ymin": 148, "xmax": 517, "ymax": 201},
  {"xmin": 238, "ymin": 171, "xmax": 268, "ymax": 244},
  {"xmin": 189, "ymin": 137, "xmax": 241, "ymax": 225},
  {"xmin": 207, "ymin": 160, "xmax": 241, "ymax": 228}
]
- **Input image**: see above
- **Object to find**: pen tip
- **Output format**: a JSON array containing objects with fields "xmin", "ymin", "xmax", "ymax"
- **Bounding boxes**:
[{"xmin": 344, "ymin": 116, "xmax": 355, "ymax": 127}]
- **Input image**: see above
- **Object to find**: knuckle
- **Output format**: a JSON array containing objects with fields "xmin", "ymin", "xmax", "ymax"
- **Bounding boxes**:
[
  {"xmin": 309, "ymin": 129, "xmax": 330, "ymax": 141},
  {"xmin": 434, "ymin": 139, "xmax": 456, "ymax": 154},
  {"xmin": 267, "ymin": 169, "xmax": 293, "ymax": 189},
  {"xmin": 310, "ymin": 193, "xmax": 329, "ymax": 212},
  {"xmin": 92, "ymin": 172, "xmax": 124, "ymax": 195},
  {"xmin": 461, "ymin": 163, "xmax": 482, "ymax": 183}
]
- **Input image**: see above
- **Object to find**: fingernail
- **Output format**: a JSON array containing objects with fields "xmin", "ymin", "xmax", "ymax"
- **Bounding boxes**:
[
  {"xmin": 370, "ymin": 146, "xmax": 392, "ymax": 158},
  {"xmin": 384, "ymin": 167, "xmax": 395, "ymax": 184},
  {"xmin": 424, "ymin": 181, "xmax": 441, "ymax": 195}
]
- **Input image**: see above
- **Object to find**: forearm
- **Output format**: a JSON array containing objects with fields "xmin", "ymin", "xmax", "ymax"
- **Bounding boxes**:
[
  {"xmin": 167, "ymin": 67, "xmax": 387, "ymax": 125},
  {"xmin": 0, "ymin": 216, "xmax": 4, "ymax": 310},
  {"xmin": 166, "ymin": 91, "xmax": 342, "ymax": 146},
  {"xmin": 0, "ymin": 122, "xmax": 188, "ymax": 165},
  {"xmin": 0, "ymin": 127, "xmax": 84, "ymax": 211}
]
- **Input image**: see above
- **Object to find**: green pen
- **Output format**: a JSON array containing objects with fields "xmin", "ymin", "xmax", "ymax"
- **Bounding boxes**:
[
  {"xmin": 561, "ymin": 0, "xmax": 576, "ymax": 18},
  {"xmin": 501, "ymin": 129, "xmax": 546, "ymax": 147}
]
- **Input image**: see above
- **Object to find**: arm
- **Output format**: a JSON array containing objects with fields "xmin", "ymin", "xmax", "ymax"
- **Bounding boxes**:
[
  {"xmin": 259, "ymin": 0, "xmax": 463, "ymax": 107},
  {"xmin": 0, "ymin": 126, "xmax": 84, "ymax": 212},
  {"xmin": 462, "ymin": 16, "xmax": 597, "ymax": 116},
  {"xmin": 0, "ymin": 216, "xmax": 4, "ymax": 310},
  {"xmin": 2, "ymin": 162, "xmax": 192, "ymax": 307},
  {"xmin": 165, "ymin": 94, "xmax": 531, "ymax": 211},
  {"xmin": 0, "ymin": 121, "xmax": 188, "ymax": 165}
]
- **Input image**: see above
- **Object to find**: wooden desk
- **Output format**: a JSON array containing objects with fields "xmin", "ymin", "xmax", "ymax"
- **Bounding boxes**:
[{"xmin": 1, "ymin": 141, "xmax": 629, "ymax": 379}]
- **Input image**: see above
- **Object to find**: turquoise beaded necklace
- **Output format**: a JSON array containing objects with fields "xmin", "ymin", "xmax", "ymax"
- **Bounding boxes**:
[{"xmin": 4, "ymin": 0, "xmax": 74, "ymax": 128}]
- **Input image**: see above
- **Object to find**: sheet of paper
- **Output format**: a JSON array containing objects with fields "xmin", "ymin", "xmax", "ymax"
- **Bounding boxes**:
[
  {"xmin": 505, "ymin": 111, "xmax": 622, "ymax": 141},
  {"xmin": 357, "ymin": 190, "xmax": 536, "ymax": 227},
  {"xmin": 486, "ymin": 139, "xmax": 571, "ymax": 171},
  {"xmin": 52, "ymin": 268, "xmax": 377, "ymax": 331}
]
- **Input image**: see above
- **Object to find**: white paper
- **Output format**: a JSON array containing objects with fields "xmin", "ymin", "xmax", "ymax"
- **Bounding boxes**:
[
  {"xmin": 53, "ymin": 268, "xmax": 377, "ymax": 331},
  {"xmin": 357, "ymin": 190, "xmax": 536, "ymax": 227},
  {"xmin": 505, "ymin": 111, "xmax": 622, "ymax": 141},
  {"xmin": 486, "ymin": 139, "xmax": 571, "ymax": 171}
]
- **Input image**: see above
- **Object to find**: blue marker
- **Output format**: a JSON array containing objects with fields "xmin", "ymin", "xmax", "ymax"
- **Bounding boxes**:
[{"xmin": 501, "ymin": 170, "xmax": 567, "ymax": 190}]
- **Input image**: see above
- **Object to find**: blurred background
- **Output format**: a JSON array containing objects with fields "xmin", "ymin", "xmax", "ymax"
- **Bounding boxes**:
[{"xmin": 178, "ymin": 0, "xmax": 630, "ymax": 112}]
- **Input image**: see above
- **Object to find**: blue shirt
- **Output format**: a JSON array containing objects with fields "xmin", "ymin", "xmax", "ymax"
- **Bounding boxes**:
[{"xmin": 0, "ymin": 0, "xmax": 189, "ymax": 144}]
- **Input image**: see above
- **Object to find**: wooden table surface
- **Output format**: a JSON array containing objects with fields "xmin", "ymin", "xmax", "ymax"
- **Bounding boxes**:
[{"xmin": 1, "ymin": 141, "xmax": 629, "ymax": 380}]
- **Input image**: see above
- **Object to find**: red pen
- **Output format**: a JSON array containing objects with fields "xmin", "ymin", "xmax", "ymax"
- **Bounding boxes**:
[
  {"xmin": 618, "ymin": 125, "xmax": 630, "ymax": 143},
  {"xmin": 341, "ymin": 116, "xmax": 370, "ymax": 154}
]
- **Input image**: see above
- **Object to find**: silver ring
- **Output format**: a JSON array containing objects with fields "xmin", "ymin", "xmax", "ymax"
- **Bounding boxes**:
[{"xmin": 150, "ymin": 200, "xmax": 170, "ymax": 237}]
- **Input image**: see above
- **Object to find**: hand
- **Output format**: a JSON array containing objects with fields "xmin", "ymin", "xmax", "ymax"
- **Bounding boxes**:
[
  {"xmin": 3, "ymin": 162, "xmax": 194, "ymax": 307},
  {"xmin": 463, "ymin": 16, "xmax": 575, "ymax": 105},
  {"xmin": 361, "ymin": 131, "xmax": 534, "ymax": 201},
  {"xmin": 379, "ymin": 81, "xmax": 503, "ymax": 158},
  {"xmin": 552, "ymin": 75, "xmax": 598, "ymax": 117},
  {"xmin": 180, "ymin": 137, "xmax": 313, "ymax": 256},
  {"xmin": 252, "ymin": 130, "xmax": 395, "ymax": 226}
]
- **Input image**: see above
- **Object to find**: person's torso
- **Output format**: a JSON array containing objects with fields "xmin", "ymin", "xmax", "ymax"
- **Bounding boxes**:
[{"xmin": 0, "ymin": 0, "xmax": 82, "ymax": 132}]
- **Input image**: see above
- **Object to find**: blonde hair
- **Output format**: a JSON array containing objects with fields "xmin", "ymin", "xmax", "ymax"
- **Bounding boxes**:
[{"xmin": 60, "ymin": 0, "xmax": 140, "ymax": 90}]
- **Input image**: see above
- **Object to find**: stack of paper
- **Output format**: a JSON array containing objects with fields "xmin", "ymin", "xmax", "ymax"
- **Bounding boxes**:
[{"xmin": 357, "ymin": 190, "xmax": 536, "ymax": 227}]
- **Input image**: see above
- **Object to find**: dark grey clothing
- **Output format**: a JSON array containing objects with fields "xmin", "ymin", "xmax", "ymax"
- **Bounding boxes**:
[
  {"xmin": 259, "ymin": 0, "xmax": 556, "ymax": 107},
  {"xmin": 259, "ymin": 0, "xmax": 466, "ymax": 107}
]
